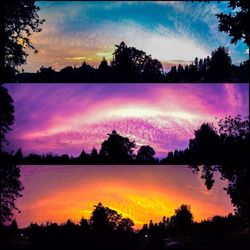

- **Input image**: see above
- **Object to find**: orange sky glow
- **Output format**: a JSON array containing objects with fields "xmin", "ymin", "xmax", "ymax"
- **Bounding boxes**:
[{"xmin": 16, "ymin": 165, "xmax": 234, "ymax": 229}]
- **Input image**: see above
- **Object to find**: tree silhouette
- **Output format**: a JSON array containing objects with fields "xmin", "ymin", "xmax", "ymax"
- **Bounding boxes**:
[
  {"xmin": 217, "ymin": 0, "xmax": 250, "ymax": 47},
  {"xmin": 37, "ymin": 66, "xmax": 57, "ymax": 82},
  {"xmin": 217, "ymin": 115, "xmax": 249, "ymax": 225},
  {"xmin": 117, "ymin": 218, "xmax": 134, "ymax": 232},
  {"xmin": 0, "ymin": 86, "xmax": 23, "ymax": 225},
  {"xmin": 189, "ymin": 115, "xmax": 249, "ymax": 225},
  {"xmin": 4, "ymin": 0, "xmax": 44, "ymax": 81},
  {"xmin": 78, "ymin": 149, "xmax": 89, "ymax": 163},
  {"xmin": 90, "ymin": 203, "xmax": 111, "ymax": 234},
  {"xmin": 111, "ymin": 41, "xmax": 163, "ymax": 82},
  {"xmin": 207, "ymin": 46, "xmax": 232, "ymax": 81},
  {"xmin": 111, "ymin": 41, "xmax": 134, "ymax": 81},
  {"xmin": 0, "ymin": 86, "xmax": 15, "ymax": 150},
  {"xmin": 14, "ymin": 148, "xmax": 23, "ymax": 163},
  {"xmin": 136, "ymin": 145, "xmax": 156, "ymax": 163},
  {"xmin": 189, "ymin": 123, "xmax": 220, "ymax": 166},
  {"xmin": 99, "ymin": 130, "xmax": 136, "ymax": 163},
  {"xmin": 89, "ymin": 202, "xmax": 135, "ymax": 246},
  {"xmin": 189, "ymin": 129, "xmax": 218, "ymax": 189},
  {"xmin": 170, "ymin": 204, "xmax": 193, "ymax": 235},
  {"xmin": 165, "ymin": 45, "xmax": 243, "ymax": 82},
  {"xmin": 0, "ymin": 153, "xmax": 23, "ymax": 225},
  {"xmin": 90, "ymin": 147, "xmax": 99, "ymax": 163}
]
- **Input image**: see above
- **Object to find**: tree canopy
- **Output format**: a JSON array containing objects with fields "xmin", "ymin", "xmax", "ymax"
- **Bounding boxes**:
[
  {"xmin": 90, "ymin": 203, "xmax": 134, "ymax": 234},
  {"xmin": 0, "ymin": 86, "xmax": 23, "ymax": 225},
  {"xmin": 217, "ymin": 0, "xmax": 250, "ymax": 47},
  {"xmin": 0, "ymin": 154, "xmax": 24, "ymax": 225},
  {"xmin": 188, "ymin": 115, "xmax": 249, "ymax": 225},
  {"xmin": 170, "ymin": 204, "xmax": 193, "ymax": 235},
  {"xmin": 99, "ymin": 130, "xmax": 136, "ymax": 163},
  {"xmin": 136, "ymin": 145, "xmax": 156, "ymax": 163},
  {"xmin": 4, "ymin": 0, "xmax": 44, "ymax": 80},
  {"xmin": 0, "ymin": 86, "xmax": 15, "ymax": 151}
]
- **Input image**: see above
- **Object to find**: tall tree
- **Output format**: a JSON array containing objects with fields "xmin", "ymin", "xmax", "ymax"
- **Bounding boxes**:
[
  {"xmin": 0, "ymin": 86, "xmax": 14, "ymax": 151},
  {"xmin": 170, "ymin": 204, "xmax": 193, "ymax": 235},
  {"xmin": 4, "ymin": 0, "xmax": 44, "ymax": 80},
  {"xmin": 0, "ymin": 156, "xmax": 23, "ymax": 225},
  {"xmin": 207, "ymin": 46, "xmax": 232, "ymax": 81},
  {"xmin": 189, "ymin": 115, "xmax": 249, "ymax": 225},
  {"xmin": 189, "ymin": 123, "xmax": 220, "ymax": 165},
  {"xmin": 0, "ymin": 86, "xmax": 23, "ymax": 225},
  {"xmin": 111, "ymin": 41, "xmax": 163, "ymax": 81},
  {"xmin": 99, "ymin": 130, "xmax": 136, "ymax": 163},
  {"xmin": 136, "ymin": 145, "xmax": 156, "ymax": 163}
]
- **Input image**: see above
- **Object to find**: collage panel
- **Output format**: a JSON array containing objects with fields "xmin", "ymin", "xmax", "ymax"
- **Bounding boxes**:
[
  {"xmin": 3, "ymin": 0, "xmax": 249, "ymax": 83},
  {"xmin": 1, "ymin": 1, "xmax": 249, "ymax": 250}
]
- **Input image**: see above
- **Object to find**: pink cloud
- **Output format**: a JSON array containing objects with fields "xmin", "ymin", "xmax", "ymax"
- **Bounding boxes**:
[{"xmin": 5, "ymin": 83, "xmax": 249, "ymax": 157}]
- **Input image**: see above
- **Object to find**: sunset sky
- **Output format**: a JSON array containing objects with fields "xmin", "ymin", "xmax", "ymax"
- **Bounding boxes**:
[
  {"xmin": 16, "ymin": 165, "xmax": 233, "ymax": 229},
  {"xmin": 21, "ymin": 1, "xmax": 249, "ymax": 72},
  {"xmin": 4, "ymin": 83, "xmax": 249, "ymax": 158}
]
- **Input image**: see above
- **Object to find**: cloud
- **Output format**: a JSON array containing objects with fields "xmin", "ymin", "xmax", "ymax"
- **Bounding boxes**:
[
  {"xmin": 20, "ymin": 1, "xmax": 248, "ymax": 72},
  {"xmin": 5, "ymin": 84, "xmax": 249, "ymax": 157},
  {"xmin": 24, "ymin": 19, "xmax": 211, "ymax": 71},
  {"xmin": 16, "ymin": 165, "xmax": 233, "ymax": 228}
]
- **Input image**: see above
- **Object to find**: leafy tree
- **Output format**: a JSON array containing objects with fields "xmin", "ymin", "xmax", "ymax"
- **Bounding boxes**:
[
  {"xmin": 111, "ymin": 41, "xmax": 133, "ymax": 80},
  {"xmin": 78, "ymin": 149, "xmax": 89, "ymax": 162},
  {"xmin": 0, "ymin": 86, "xmax": 15, "ymax": 151},
  {"xmin": 37, "ymin": 66, "xmax": 57, "ymax": 82},
  {"xmin": 98, "ymin": 57, "xmax": 110, "ymax": 71},
  {"xmin": 136, "ymin": 145, "xmax": 156, "ymax": 163},
  {"xmin": 0, "ymin": 86, "xmax": 23, "ymax": 225},
  {"xmin": 90, "ymin": 203, "xmax": 110, "ymax": 234},
  {"xmin": 170, "ymin": 204, "xmax": 193, "ymax": 235},
  {"xmin": 189, "ymin": 123, "xmax": 220, "ymax": 165},
  {"xmin": 142, "ymin": 57, "xmax": 163, "ymax": 82},
  {"xmin": 4, "ymin": 0, "xmax": 44, "ymax": 80},
  {"xmin": 207, "ymin": 46, "xmax": 232, "ymax": 81},
  {"xmin": 99, "ymin": 130, "xmax": 136, "ymax": 163},
  {"xmin": 111, "ymin": 41, "xmax": 163, "ymax": 81},
  {"xmin": 0, "ymin": 153, "xmax": 24, "ymax": 225},
  {"xmin": 217, "ymin": 0, "xmax": 250, "ymax": 47},
  {"xmin": 117, "ymin": 218, "xmax": 134, "ymax": 232},
  {"xmin": 14, "ymin": 148, "xmax": 23, "ymax": 163},
  {"xmin": 189, "ymin": 115, "xmax": 249, "ymax": 225},
  {"xmin": 90, "ymin": 202, "xmax": 133, "ymax": 234},
  {"xmin": 217, "ymin": 115, "xmax": 249, "ymax": 225}
]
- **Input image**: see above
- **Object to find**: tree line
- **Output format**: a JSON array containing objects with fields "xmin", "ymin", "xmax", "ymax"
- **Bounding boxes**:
[
  {"xmin": 9, "ymin": 130, "xmax": 158, "ymax": 165},
  {"xmin": 4, "ymin": 1, "xmax": 250, "ymax": 83},
  {"xmin": 2, "ymin": 89, "xmax": 249, "ymax": 228},
  {"xmin": 162, "ymin": 115, "xmax": 249, "ymax": 227},
  {"xmin": 15, "ymin": 43, "xmax": 249, "ymax": 83},
  {"xmin": 7, "ymin": 115, "xmax": 249, "ymax": 168},
  {"xmin": 1, "ymin": 202, "xmax": 245, "ymax": 250}
]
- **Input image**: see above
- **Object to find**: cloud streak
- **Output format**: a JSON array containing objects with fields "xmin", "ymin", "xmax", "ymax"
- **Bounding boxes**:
[
  {"xmin": 4, "ymin": 83, "xmax": 249, "ymax": 158},
  {"xmin": 20, "ymin": 1, "xmax": 248, "ymax": 72},
  {"xmin": 16, "ymin": 165, "xmax": 233, "ymax": 228}
]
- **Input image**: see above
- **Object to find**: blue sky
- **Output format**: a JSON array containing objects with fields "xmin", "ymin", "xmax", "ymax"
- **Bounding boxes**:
[{"xmin": 22, "ymin": 1, "xmax": 249, "ymax": 72}]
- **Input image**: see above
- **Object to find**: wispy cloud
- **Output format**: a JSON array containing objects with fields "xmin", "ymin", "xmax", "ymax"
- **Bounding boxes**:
[
  {"xmin": 20, "ymin": 1, "xmax": 248, "ymax": 72},
  {"xmin": 5, "ymin": 83, "xmax": 249, "ymax": 157}
]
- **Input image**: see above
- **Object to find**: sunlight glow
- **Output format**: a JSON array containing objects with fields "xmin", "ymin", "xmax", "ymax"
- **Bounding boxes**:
[{"xmin": 16, "ymin": 165, "xmax": 234, "ymax": 229}]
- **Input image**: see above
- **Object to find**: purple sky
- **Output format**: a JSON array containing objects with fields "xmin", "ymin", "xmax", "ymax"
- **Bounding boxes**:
[{"xmin": 4, "ymin": 83, "xmax": 249, "ymax": 158}]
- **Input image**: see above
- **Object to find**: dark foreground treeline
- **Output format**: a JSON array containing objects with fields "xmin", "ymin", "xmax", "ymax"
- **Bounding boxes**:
[
  {"xmin": 7, "ymin": 130, "xmax": 160, "ymax": 165},
  {"xmin": 13, "ymin": 42, "xmax": 249, "ymax": 83},
  {"xmin": 1, "ymin": 203, "xmax": 249, "ymax": 250},
  {"xmin": 5, "ymin": 115, "xmax": 249, "ymax": 166}
]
